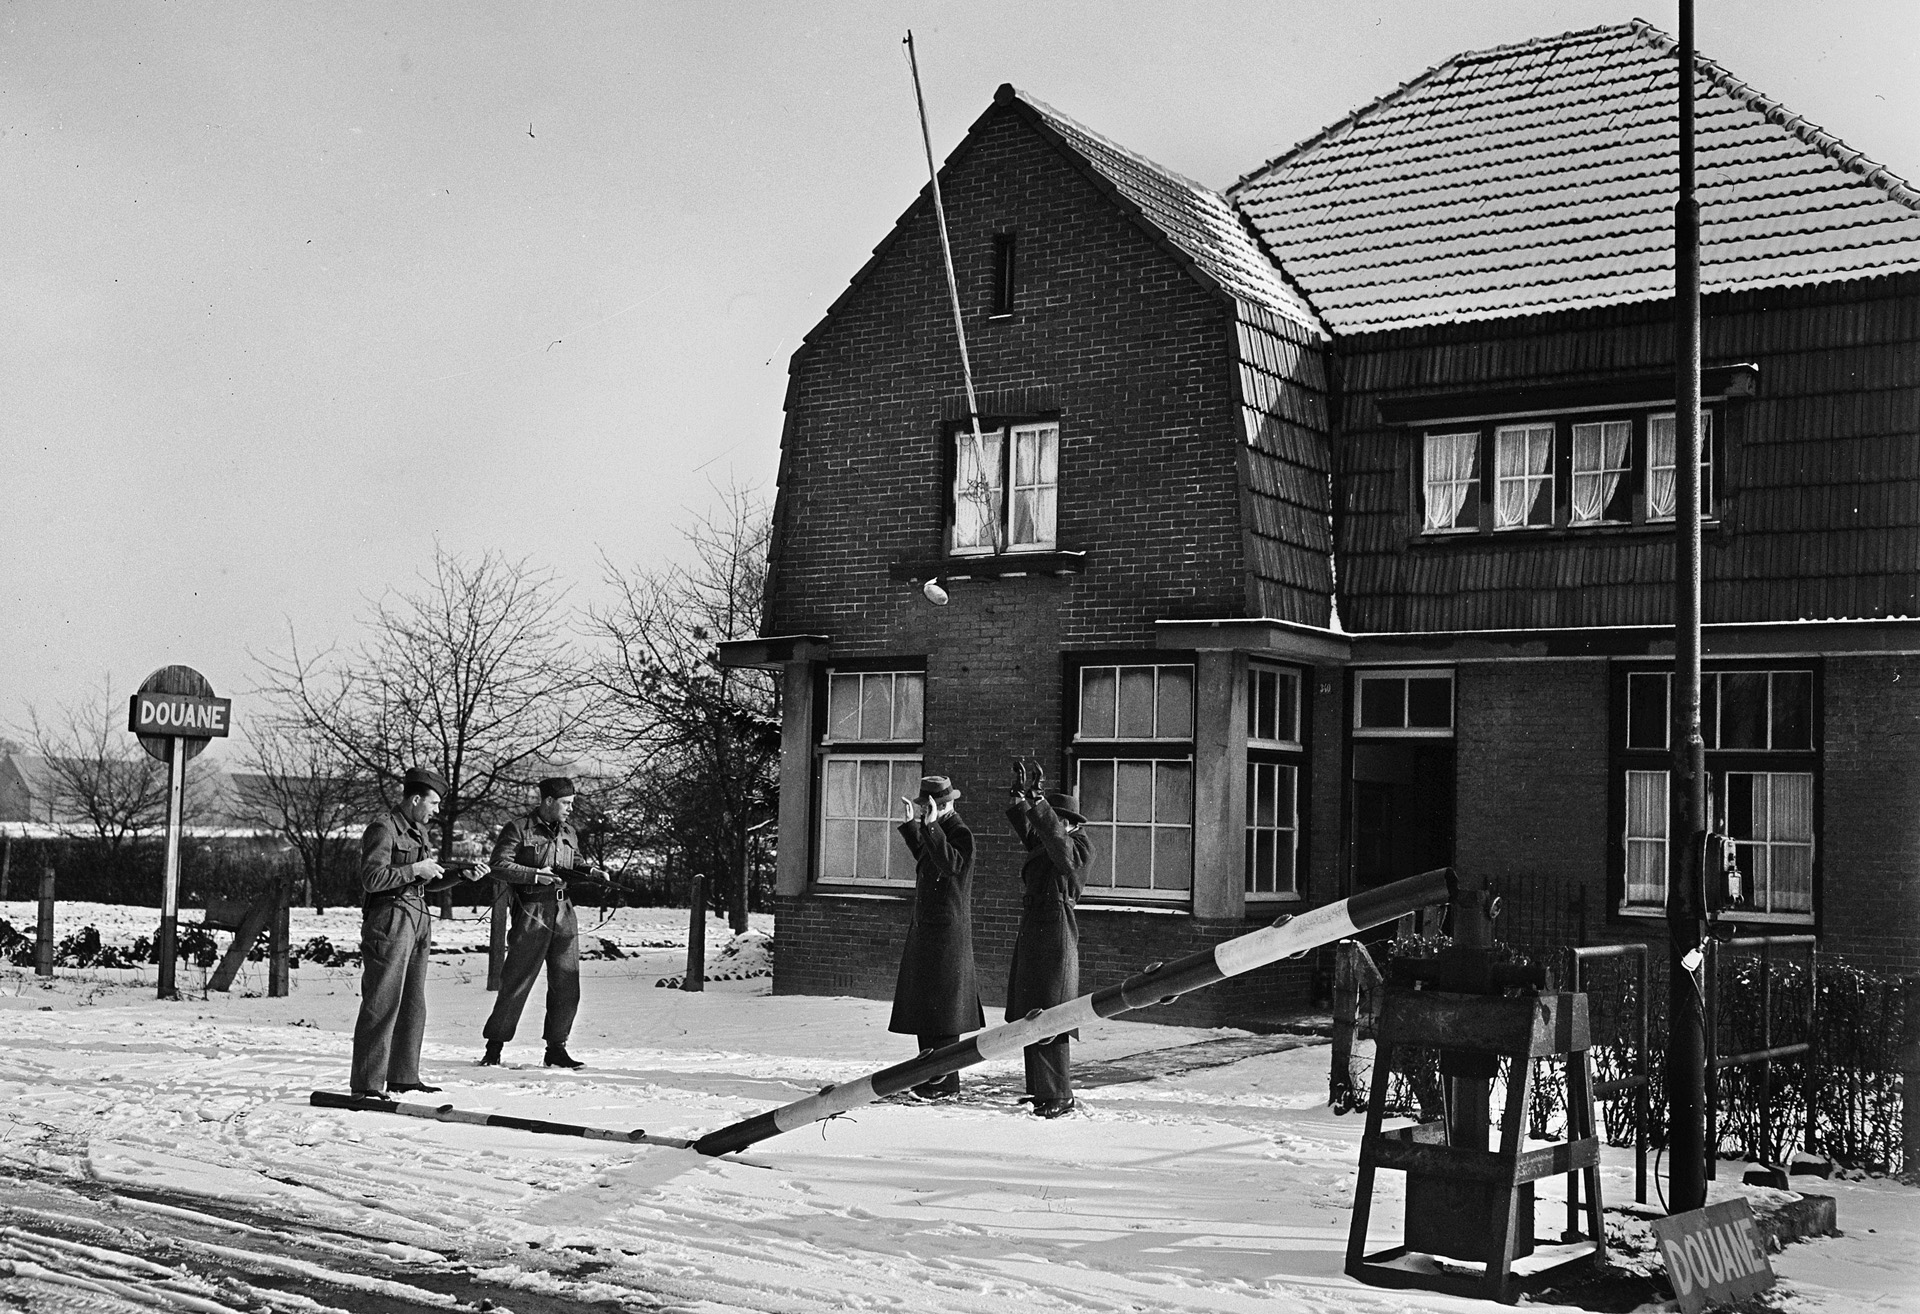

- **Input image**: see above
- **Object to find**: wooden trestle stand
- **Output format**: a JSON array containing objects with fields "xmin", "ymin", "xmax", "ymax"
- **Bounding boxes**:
[{"xmin": 1345, "ymin": 881, "xmax": 1605, "ymax": 1304}]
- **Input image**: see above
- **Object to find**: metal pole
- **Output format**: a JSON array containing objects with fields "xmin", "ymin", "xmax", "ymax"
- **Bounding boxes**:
[
  {"xmin": 34, "ymin": 867, "xmax": 54, "ymax": 977},
  {"xmin": 694, "ymin": 867, "xmax": 1455, "ymax": 1156},
  {"xmin": 156, "ymin": 736, "xmax": 187, "ymax": 1000},
  {"xmin": 1665, "ymin": 0, "xmax": 1711, "ymax": 1214}
]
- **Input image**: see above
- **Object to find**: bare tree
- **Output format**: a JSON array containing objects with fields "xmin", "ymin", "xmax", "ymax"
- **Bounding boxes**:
[
  {"xmin": 19, "ymin": 675, "xmax": 214, "ymax": 848},
  {"xmin": 230, "ymin": 718, "xmax": 371, "ymax": 912},
  {"xmin": 584, "ymin": 485, "xmax": 780, "ymax": 931},
  {"xmin": 255, "ymin": 546, "xmax": 588, "ymax": 861}
]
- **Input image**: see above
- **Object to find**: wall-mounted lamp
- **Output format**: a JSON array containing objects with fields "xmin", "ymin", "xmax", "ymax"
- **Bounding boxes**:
[{"xmin": 921, "ymin": 578, "xmax": 950, "ymax": 606}]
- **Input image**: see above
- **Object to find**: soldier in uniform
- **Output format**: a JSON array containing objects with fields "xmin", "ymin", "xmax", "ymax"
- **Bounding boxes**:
[
  {"xmin": 479, "ymin": 776, "xmax": 597, "ymax": 1069},
  {"xmin": 1004, "ymin": 760, "xmax": 1094, "ymax": 1118},
  {"xmin": 888, "ymin": 775, "xmax": 984, "ymax": 1099},
  {"xmin": 350, "ymin": 766, "xmax": 468, "ymax": 1101}
]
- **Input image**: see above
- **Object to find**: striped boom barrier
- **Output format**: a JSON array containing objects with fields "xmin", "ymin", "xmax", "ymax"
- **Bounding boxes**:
[
  {"xmin": 309, "ymin": 1091, "xmax": 694, "ymax": 1147},
  {"xmin": 693, "ymin": 865, "xmax": 1455, "ymax": 1156}
]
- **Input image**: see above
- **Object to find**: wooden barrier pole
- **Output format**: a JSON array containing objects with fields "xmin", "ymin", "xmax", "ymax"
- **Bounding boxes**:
[{"xmin": 34, "ymin": 867, "xmax": 54, "ymax": 977}]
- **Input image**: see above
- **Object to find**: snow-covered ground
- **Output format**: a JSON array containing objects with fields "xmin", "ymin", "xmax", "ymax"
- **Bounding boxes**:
[{"xmin": 0, "ymin": 903, "xmax": 1914, "ymax": 1313}]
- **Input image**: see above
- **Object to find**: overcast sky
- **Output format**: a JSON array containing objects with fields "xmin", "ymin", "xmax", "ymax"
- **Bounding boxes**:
[{"xmin": 5, "ymin": 0, "xmax": 1916, "ymax": 757}]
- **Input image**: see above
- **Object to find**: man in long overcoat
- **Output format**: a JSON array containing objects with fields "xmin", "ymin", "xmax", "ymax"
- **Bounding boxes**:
[
  {"xmin": 1004, "ymin": 766, "xmax": 1094, "ymax": 1118},
  {"xmin": 888, "ymin": 775, "xmax": 984, "ymax": 1099}
]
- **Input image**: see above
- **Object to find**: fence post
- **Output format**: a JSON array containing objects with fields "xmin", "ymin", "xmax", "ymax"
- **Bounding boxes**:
[
  {"xmin": 268, "ymin": 879, "xmax": 291, "ymax": 998},
  {"xmin": 34, "ymin": 867, "xmax": 54, "ymax": 977},
  {"xmin": 682, "ymin": 873, "xmax": 706, "ymax": 992}
]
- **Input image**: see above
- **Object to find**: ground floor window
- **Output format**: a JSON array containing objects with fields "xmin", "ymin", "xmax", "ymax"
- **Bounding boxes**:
[
  {"xmin": 1245, "ymin": 759, "xmax": 1298, "ymax": 899},
  {"xmin": 1076, "ymin": 758, "xmax": 1192, "ymax": 900},
  {"xmin": 818, "ymin": 754, "xmax": 921, "ymax": 885}
]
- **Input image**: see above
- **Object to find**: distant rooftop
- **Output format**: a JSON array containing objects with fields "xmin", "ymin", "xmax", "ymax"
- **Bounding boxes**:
[{"xmin": 1229, "ymin": 20, "xmax": 1920, "ymax": 333}]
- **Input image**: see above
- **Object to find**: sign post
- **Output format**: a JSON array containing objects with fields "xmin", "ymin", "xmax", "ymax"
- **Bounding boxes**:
[
  {"xmin": 1652, "ymin": 1199, "xmax": 1775, "ymax": 1313},
  {"xmin": 128, "ymin": 666, "xmax": 232, "ymax": 1000}
]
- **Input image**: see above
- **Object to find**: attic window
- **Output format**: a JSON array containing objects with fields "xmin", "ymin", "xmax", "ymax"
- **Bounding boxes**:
[{"xmin": 991, "ymin": 234, "xmax": 1017, "ymax": 313}]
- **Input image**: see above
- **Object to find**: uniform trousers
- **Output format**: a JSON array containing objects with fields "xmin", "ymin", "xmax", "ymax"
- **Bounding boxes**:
[
  {"xmin": 483, "ymin": 893, "xmax": 581, "ymax": 1047},
  {"xmin": 351, "ymin": 899, "xmax": 432, "ymax": 1093},
  {"xmin": 1024, "ymin": 1035, "xmax": 1071, "ymax": 1103},
  {"xmin": 914, "ymin": 1032, "xmax": 960, "ymax": 1095}
]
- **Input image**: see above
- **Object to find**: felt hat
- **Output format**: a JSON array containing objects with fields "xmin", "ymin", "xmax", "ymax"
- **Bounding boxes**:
[
  {"xmin": 539, "ymin": 776, "xmax": 578, "ymax": 799},
  {"xmin": 917, "ymin": 775, "xmax": 961, "ymax": 803},
  {"xmin": 402, "ymin": 766, "xmax": 448, "ymax": 798},
  {"xmin": 1043, "ymin": 790, "xmax": 1086, "ymax": 824}
]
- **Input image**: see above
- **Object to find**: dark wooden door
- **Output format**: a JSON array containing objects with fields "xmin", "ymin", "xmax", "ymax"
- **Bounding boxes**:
[{"xmin": 1350, "ymin": 741, "xmax": 1454, "ymax": 891}]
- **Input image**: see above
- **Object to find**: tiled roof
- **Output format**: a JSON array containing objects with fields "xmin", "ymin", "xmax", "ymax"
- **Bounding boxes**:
[
  {"xmin": 1228, "ymin": 21, "xmax": 1920, "ymax": 333},
  {"xmin": 1002, "ymin": 86, "xmax": 1327, "ymax": 338}
]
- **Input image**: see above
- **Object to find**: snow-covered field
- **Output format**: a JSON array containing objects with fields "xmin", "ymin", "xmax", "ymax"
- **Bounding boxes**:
[{"xmin": 0, "ymin": 903, "xmax": 1913, "ymax": 1313}]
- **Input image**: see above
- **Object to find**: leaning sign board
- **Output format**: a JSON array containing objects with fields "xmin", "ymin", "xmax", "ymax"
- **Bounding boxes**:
[{"xmin": 1651, "ymin": 1198, "xmax": 1775, "ymax": 1313}]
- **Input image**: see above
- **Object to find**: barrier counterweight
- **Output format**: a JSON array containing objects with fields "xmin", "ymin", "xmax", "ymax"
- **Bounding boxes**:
[{"xmin": 693, "ymin": 866, "xmax": 1454, "ymax": 1156}]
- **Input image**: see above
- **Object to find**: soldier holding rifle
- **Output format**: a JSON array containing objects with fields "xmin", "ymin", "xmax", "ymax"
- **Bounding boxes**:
[
  {"xmin": 350, "ymin": 766, "xmax": 476, "ymax": 1101},
  {"xmin": 888, "ymin": 774, "xmax": 984, "ymax": 1099},
  {"xmin": 1004, "ymin": 757, "xmax": 1094, "ymax": 1118},
  {"xmin": 480, "ymin": 776, "xmax": 610, "ymax": 1070}
]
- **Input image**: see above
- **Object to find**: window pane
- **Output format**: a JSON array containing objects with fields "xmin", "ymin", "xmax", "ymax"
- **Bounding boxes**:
[
  {"xmin": 1117, "ymin": 668, "xmax": 1157, "ymax": 738},
  {"xmin": 822, "ymin": 819, "xmax": 858, "ymax": 877},
  {"xmin": 1272, "ymin": 832, "xmax": 1296, "ymax": 892},
  {"xmin": 1011, "ymin": 487, "xmax": 1056, "ymax": 547},
  {"xmin": 856, "ymin": 819, "xmax": 890, "ymax": 877},
  {"xmin": 828, "ymin": 675, "xmax": 862, "ymax": 740},
  {"xmin": 1080, "ymin": 668, "xmax": 1117, "ymax": 739},
  {"xmin": 1251, "ymin": 762, "xmax": 1276, "ymax": 827},
  {"xmin": 1571, "ymin": 420, "xmax": 1631, "ymax": 525},
  {"xmin": 952, "ymin": 428, "xmax": 1005, "ymax": 552},
  {"xmin": 1084, "ymin": 829, "xmax": 1114, "ymax": 887},
  {"xmin": 858, "ymin": 759, "xmax": 891, "ymax": 818},
  {"xmin": 893, "ymin": 760, "xmax": 925, "ymax": 809},
  {"xmin": 1248, "ymin": 830, "xmax": 1274, "ymax": 894},
  {"xmin": 860, "ymin": 677, "xmax": 894, "ymax": 744},
  {"xmin": 1359, "ymin": 677, "xmax": 1403, "ymax": 729},
  {"xmin": 1627, "ymin": 672, "xmax": 1667, "ymax": 749},
  {"xmin": 1724, "ymin": 772, "xmax": 1758, "ymax": 839},
  {"xmin": 825, "ymin": 759, "xmax": 858, "ymax": 818},
  {"xmin": 1155, "ymin": 761, "xmax": 1192, "ymax": 822},
  {"xmin": 1154, "ymin": 828, "xmax": 1192, "ymax": 890},
  {"xmin": 1274, "ymin": 670, "xmax": 1299, "ymax": 742},
  {"xmin": 1156, "ymin": 667, "xmax": 1194, "ymax": 739},
  {"xmin": 1249, "ymin": 668, "xmax": 1276, "ymax": 740},
  {"xmin": 1079, "ymin": 761, "xmax": 1115, "ymax": 822},
  {"xmin": 1495, "ymin": 424, "xmax": 1554, "ymax": 528},
  {"xmin": 1423, "ymin": 431, "xmax": 1480, "ymax": 532},
  {"xmin": 1406, "ymin": 676, "xmax": 1452, "ymax": 728},
  {"xmin": 1112, "ymin": 828, "xmax": 1153, "ymax": 887},
  {"xmin": 1626, "ymin": 840, "xmax": 1666, "ymax": 906},
  {"xmin": 1720, "ymin": 673, "xmax": 1768, "ymax": 750},
  {"xmin": 1771, "ymin": 672, "xmax": 1812, "ymax": 750},
  {"xmin": 1113, "ymin": 761, "xmax": 1154, "ymax": 821},
  {"xmin": 892, "ymin": 674, "xmax": 925, "ymax": 740},
  {"xmin": 1626, "ymin": 770, "xmax": 1668, "ymax": 840},
  {"xmin": 1772, "ymin": 845, "xmax": 1813, "ymax": 913}
]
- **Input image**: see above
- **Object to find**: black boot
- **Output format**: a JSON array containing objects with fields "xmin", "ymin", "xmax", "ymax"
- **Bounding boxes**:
[
  {"xmin": 389, "ymin": 1081, "xmax": 441, "ymax": 1094},
  {"xmin": 479, "ymin": 1040, "xmax": 503, "ymax": 1066},
  {"xmin": 544, "ymin": 1044, "xmax": 584, "ymax": 1070}
]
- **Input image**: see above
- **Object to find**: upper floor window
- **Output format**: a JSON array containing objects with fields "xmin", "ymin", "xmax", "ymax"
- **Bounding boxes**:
[
  {"xmin": 952, "ymin": 422, "xmax": 1058, "ymax": 556},
  {"xmin": 1422, "ymin": 409, "xmax": 1716, "ymax": 535},
  {"xmin": 1354, "ymin": 669, "xmax": 1453, "ymax": 737},
  {"xmin": 824, "ymin": 669, "xmax": 924, "ymax": 743}
]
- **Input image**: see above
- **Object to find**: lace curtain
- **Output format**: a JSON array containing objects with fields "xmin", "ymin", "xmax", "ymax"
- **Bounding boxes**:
[
  {"xmin": 952, "ymin": 428, "xmax": 1005, "ymax": 551},
  {"xmin": 1423, "ymin": 431, "xmax": 1477, "ymax": 531},
  {"xmin": 1572, "ymin": 421, "xmax": 1631, "ymax": 524},
  {"xmin": 1495, "ymin": 425, "xmax": 1552, "ymax": 527}
]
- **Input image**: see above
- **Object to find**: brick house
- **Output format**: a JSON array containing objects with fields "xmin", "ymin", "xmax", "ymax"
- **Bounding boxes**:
[{"xmin": 723, "ymin": 21, "xmax": 1920, "ymax": 1025}]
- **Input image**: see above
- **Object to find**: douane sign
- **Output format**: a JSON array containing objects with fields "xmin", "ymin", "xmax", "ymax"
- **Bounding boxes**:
[
  {"xmin": 1651, "ymin": 1198, "xmax": 1775, "ymax": 1314},
  {"xmin": 128, "ymin": 692, "xmax": 232, "ymax": 737}
]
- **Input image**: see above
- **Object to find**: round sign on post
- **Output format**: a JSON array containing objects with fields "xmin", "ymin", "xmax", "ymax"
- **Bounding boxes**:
[
  {"xmin": 127, "ymin": 665, "xmax": 231, "ymax": 1000},
  {"xmin": 133, "ymin": 665, "xmax": 222, "ymax": 763}
]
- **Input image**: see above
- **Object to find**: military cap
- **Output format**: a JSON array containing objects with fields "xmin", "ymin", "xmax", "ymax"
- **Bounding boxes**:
[
  {"xmin": 402, "ymin": 766, "xmax": 448, "ymax": 798},
  {"xmin": 539, "ymin": 776, "xmax": 578, "ymax": 799}
]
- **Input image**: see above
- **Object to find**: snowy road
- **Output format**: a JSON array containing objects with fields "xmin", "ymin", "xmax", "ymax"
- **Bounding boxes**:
[{"xmin": 1, "ymin": 904, "xmax": 1913, "ymax": 1312}]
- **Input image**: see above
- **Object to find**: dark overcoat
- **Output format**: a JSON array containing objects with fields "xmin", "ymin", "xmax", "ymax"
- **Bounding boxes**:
[
  {"xmin": 1003, "ymin": 796, "xmax": 1094, "ymax": 1020},
  {"xmin": 888, "ymin": 811, "xmax": 985, "ymax": 1035}
]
